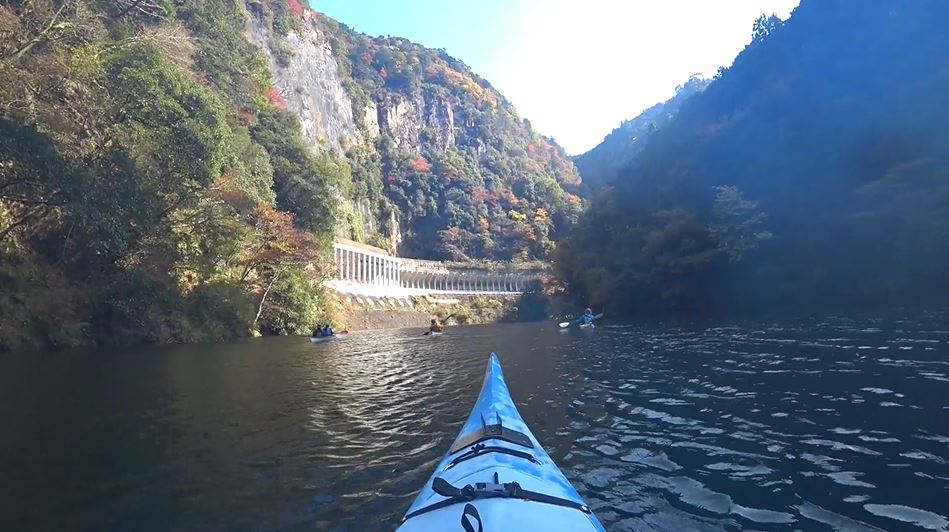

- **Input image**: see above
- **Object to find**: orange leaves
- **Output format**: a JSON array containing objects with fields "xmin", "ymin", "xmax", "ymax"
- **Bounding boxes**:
[
  {"xmin": 248, "ymin": 206, "xmax": 319, "ymax": 270},
  {"xmin": 534, "ymin": 208, "xmax": 549, "ymax": 222},
  {"xmin": 442, "ymin": 226, "xmax": 464, "ymax": 241},
  {"xmin": 267, "ymin": 86, "xmax": 287, "ymax": 110},
  {"xmin": 565, "ymin": 193, "xmax": 581, "ymax": 205},
  {"xmin": 427, "ymin": 63, "xmax": 498, "ymax": 110},
  {"xmin": 212, "ymin": 174, "xmax": 256, "ymax": 213},
  {"xmin": 408, "ymin": 157, "xmax": 432, "ymax": 173}
]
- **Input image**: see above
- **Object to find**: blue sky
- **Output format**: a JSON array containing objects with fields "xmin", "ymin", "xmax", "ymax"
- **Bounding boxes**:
[{"xmin": 312, "ymin": 0, "xmax": 800, "ymax": 154}]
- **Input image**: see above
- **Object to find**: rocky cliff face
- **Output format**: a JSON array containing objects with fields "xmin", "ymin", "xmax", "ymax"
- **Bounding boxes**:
[
  {"xmin": 378, "ymin": 92, "xmax": 456, "ymax": 151},
  {"xmin": 246, "ymin": 7, "xmax": 360, "ymax": 151},
  {"xmin": 240, "ymin": 2, "xmax": 583, "ymax": 261}
]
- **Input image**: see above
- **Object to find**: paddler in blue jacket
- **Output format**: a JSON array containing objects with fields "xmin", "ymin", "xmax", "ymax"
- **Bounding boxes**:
[{"xmin": 576, "ymin": 308, "xmax": 597, "ymax": 326}]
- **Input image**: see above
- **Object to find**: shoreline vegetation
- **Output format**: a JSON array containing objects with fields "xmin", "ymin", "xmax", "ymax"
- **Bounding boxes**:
[{"xmin": 0, "ymin": 1, "xmax": 579, "ymax": 353}]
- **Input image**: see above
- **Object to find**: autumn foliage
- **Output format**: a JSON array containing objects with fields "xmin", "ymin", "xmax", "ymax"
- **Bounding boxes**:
[
  {"xmin": 287, "ymin": 0, "xmax": 305, "ymax": 17},
  {"xmin": 408, "ymin": 157, "xmax": 432, "ymax": 173},
  {"xmin": 267, "ymin": 86, "xmax": 287, "ymax": 109}
]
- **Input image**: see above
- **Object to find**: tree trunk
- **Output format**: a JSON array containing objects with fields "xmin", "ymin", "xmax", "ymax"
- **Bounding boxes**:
[{"xmin": 252, "ymin": 272, "xmax": 280, "ymax": 330}]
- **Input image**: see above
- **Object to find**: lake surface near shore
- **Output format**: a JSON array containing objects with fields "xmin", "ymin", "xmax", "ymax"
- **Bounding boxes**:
[{"xmin": 2, "ymin": 315, "xmax": 948, "ymax": 530}]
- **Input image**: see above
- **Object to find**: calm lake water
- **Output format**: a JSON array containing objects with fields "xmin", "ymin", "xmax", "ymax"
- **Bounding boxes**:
[{"xmin": 2, "ymin": 316, "xmax": 948, "ymax": 531}]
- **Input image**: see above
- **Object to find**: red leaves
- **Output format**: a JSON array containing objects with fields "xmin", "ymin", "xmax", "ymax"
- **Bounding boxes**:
[
  {"xmin": 407, "ymin": 157, "xmax": 432, "ymax": 173},
  {"xmin": 472, "ymin": 187, "xmax": 500, "ymax": 208},
  {"xmin": 379, "ymin": 66, "xmax": 389, "ymax": 79},
  {"xmin": 287, "ymin": 0, "xmax": 305, "ymax": 17},
  {"xmin": 267, "ymin": 86, "xmax": 287, "ymax": 110}
]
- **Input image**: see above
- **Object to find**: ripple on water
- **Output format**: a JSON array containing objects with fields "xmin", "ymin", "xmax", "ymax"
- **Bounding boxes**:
[
  {"xmin": 827, "ymin": 471, "xmax": 876, "ymax": 488},
  {"xmin": 620, "ymin": 448, "xmax": 681, "ymax": 471},
  {"xmin": 863, "ymin": 504, "xmax": 949, "ymax": 531},
  {"xmin": 658, "ymin": 475, "xmax": 797, "ymax": 524},
  {"xmin": 795, "ymin": 502, "xmax": 885, "ymax": 531}
]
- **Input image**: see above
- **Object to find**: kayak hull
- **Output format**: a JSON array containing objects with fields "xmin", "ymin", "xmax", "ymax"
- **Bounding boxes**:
[
  {"xmin": 578, "ymin": 323, "xmax": 595, "ymax": 329},
  {"xmin": 397, "ymin": 354, "xmax": 604, "ymax": 531},
  {"xmin": 309, "ymin": 333, "xmax": 347, "ymax": 343},
  {"xmin": 428, "ymin": 331, "xmax": 443, "ymax": 337}
]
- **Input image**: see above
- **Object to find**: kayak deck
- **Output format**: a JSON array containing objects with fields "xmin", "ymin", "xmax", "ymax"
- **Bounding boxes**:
[{"xmin": 397, "ymin": 354, "xmax": 604, "ymax": 531}]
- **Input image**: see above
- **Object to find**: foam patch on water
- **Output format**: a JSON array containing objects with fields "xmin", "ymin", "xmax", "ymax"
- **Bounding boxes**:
[{"xmin": 863, "ymin": 504, "xmax": 949, "ymax": 531}]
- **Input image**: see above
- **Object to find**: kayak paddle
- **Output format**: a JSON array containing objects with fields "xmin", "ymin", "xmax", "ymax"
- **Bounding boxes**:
[
  {"xmin": 423, "ymin": 313, "xmax": 457, "ymax": 335},
  {"xmin": 558, "ymin": 313, "xmax": 604, "ymax": 328}
]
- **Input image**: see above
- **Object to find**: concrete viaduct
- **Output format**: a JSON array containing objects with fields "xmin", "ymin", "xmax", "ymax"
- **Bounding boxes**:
[{"xmin": 324, "ymin": 238, "xmax": 542, "ymax": 297}]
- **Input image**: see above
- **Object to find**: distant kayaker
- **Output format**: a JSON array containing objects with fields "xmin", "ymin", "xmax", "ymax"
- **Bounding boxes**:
[
  {"xmin": 312, "ymin": 324, "xmax": 333, "ymax": 338},
  {"xmin": 576, "ymin": 308, "xmax": 597, "ymax": 326},
  {"xmin": 429, "ymin": 318, "xmax": 444, "ymax": 333}
]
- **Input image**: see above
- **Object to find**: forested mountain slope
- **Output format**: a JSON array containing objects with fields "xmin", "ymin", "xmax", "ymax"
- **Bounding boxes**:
[
  {"xmin": 574, "ymin": 76, "xmax": 708, "ymax": 196},
  {"xmin": 253, "ymin": 7, "xmax": 582, "ymax": 260},
  {"xmin": 558, "ymin": 0, "xmax": 949, "ymax": 315},
  {"xmin": 0, "ymin": 0, "xmax": 579, "ymax": 351}
]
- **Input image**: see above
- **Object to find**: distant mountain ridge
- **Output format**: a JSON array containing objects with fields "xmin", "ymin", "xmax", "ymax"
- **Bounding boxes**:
[{"xmin": 574, "ymin": 76, "xmax": 709, "ymax": 195}]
